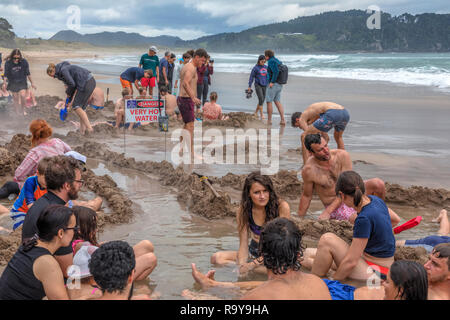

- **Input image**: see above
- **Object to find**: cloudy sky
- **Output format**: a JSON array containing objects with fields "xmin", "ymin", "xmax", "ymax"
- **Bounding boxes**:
[{"xmin": 2, "ymin": 0, "xmax": 448, "ymax": 40}]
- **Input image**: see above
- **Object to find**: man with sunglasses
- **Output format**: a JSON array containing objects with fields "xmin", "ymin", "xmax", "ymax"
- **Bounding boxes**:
[
  {"xmin": 22, "ymin": 155, "xmax": 83, "ymax": 278},
  {"xmin": 3, "ymin": 49, "xmax": 36, "ymax": 116}
]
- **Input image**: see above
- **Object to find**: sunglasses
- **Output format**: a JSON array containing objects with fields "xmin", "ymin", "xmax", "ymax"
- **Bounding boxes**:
[
  {"xmin": 64, "ymin": 226, "xmax": 80, "ymax": 233},
  {"xmin": 13, "ymin": 56, "xmax": 20, "ymax": 60},
  {"xmin": 72, "ymin": 179, "xmax": 85, "ymax": 186}
]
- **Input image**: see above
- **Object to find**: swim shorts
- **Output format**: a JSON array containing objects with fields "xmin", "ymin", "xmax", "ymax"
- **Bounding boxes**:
[
  {"xmin": 329, "ymin": 202, "xmax": 356, "ymax": 221},
  {"xmin": 405, "ymin": 236, "xmax": 450, "ymax": 253},
  {"xmin": 72, "ymin": 77, "xmax": 96, "ymax": 111},
  {"xmin": 265, "ymin": 83, "xmax": 283, "ymax": 103},
  {"xmin": 177, "ymin": 96, "xmax": 195, "ymax": 123},
  {"xmin": 120, "ymin": 77, "xmax": 132, "ymax": 89},
  {"xmin": 323, "ymin": 279, "xmax": 356, "ymax": 300},
  {"xmin": 313, "ymin": 109, "xmax": 350, "ymax": 132},
  {"xmin": 140, "ymin": 77, "xmax": 156, "ymax": 88},
  {"xmin": 365, "ymin": 260, "xmax": 388, "ymax": 280}
]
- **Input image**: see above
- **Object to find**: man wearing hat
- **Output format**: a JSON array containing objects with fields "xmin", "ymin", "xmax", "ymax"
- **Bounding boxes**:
[{"xmin": 139, "ymin": 46, "xmax": 160, "ymax": 97}]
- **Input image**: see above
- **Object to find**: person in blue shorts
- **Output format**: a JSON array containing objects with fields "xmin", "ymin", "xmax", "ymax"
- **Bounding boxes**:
[
  {"xmin": 397, "ymin": 209, "xmax": 449, "ymax": 253},
  {"xmin": 291, "ymin": 101, "xmax": 350, "ymax": 164}
]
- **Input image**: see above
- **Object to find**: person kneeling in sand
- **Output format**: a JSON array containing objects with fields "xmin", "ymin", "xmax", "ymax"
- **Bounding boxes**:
[
  {"xmin": 202, "ymin": 92, "xmax": 229, "ymax": 121},
  {"xmin": 189, "ymin": 217, "xmax": 331, "ymax": 300},
  {"xmin": 298, "ymin": 133, "xmax": 400, "ymax": 226},
  {"xmin": 210, "ymin": 172, "xmax": 290, "ymax": 276},
  {"xmin": 292, "ymin": 102, "xmax": 350, "ymax": 164}
]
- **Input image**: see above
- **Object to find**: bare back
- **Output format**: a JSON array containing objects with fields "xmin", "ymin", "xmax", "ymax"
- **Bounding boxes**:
[
  {"xmin": 179, "ymin": 62, "xmax": 197, "ymax": 98},
  {"xmin": 302, "ymin": 149, "xmax": 352, "ymax": 206},
  {"xmin": 242, "ymin": 272, "xmax": 331, "ymax": 300},
  {"xmin": 301, "ymin": 102, "xmax": 345, "ymax": 124}
]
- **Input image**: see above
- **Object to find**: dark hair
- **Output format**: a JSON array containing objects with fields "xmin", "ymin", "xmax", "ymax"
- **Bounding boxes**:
[
  {"xmin": 335, "ymin": 171, "xmax": 366, "ymax": 207},
  {"xmin": 209, "ymin": 91, "xmax": 218, "ymax": 102},
  {"xmin": 164, "ymin": 51, "xmax": 170, "ymax": 57},
  {"xmin": 291, "ymin": 112, "xmax": 302, "ymax": 127},
  {"xmin": 432, "ymin": 243, "xmax": 450, "ymax": 269},
  {"xmin": 264, "ymin": 50, "xmax": 274, "ymax": 58},
  {"xmin": 45, "ymin": 155, "xmax": 82, "ymax": 191},
  {"xmin": 390, "ymin": 260, "xmax": 428, "ymax": 300},
  {"xmin": 304, "ymin": 133, "xmax": 322, "ymax": 152},
  {"xmin": 259, "ymin": 217, "xmax": 303, "ymax": 274},
  {"xmin": 194, "ymin": 48, "xmax": 208, "ymax": 58},
  {"xmin": 170, "ymin": 53, "xmax": 176, "ymax": 59},
  {"xmin": 7, "ymin": 48, "xmax": 23, "ymax": 62},
  {"xmin": 257, "ymin": 55, "xmax": 265, "ymax": 64},
  {"xmin": 159, "ymin": 85, "xmax": 168, "ymax": 93},
  {"xmin": 23, "ymin": 204, "xmax": 74, "ymax": 251},
  {"xmin": 73, "ymin": 206, "xmax": 99, "ymax": 247},
  {"xmin": 144, "ymin": 69, "xmax": 153, "ymax": 78},
  {"xmin": 89, "ymin": 240, "xmax": 136, "ymax": 295},
  {"xmin": 186, "ymin": 50, "xmax": 195, "ymax": 58},
  {"xmin": 238, "ymin": 172, "xmax": 280, "ymax": 233},
  {"xmin": 37, "ymin": 157, "xmax": 51, "ymax": 175},
  {"xmin": 182, "ymin": 52, "xmax": 191, "ymax": 61}
]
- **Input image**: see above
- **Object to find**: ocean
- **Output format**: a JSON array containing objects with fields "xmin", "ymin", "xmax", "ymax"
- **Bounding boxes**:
[{"xmin": 73, "ymin": 52, "xmax": 450, "ymax": 92}]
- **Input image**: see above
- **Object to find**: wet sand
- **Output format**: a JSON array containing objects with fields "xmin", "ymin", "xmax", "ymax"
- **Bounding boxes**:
[{"xmin": 0, "ymin": 48, "xmax": 448, "ymax": 298}]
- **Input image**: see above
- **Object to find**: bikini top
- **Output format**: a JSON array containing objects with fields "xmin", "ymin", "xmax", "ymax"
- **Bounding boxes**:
[{"xmin": 249, "ymin": 212, "xmax": 263, "ymax": 236}]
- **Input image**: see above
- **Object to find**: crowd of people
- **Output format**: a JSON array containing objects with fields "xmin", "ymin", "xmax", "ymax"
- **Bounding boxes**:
[{"xmin": 0, "ymin": 46, "xmax": 448, "ymax": 301}]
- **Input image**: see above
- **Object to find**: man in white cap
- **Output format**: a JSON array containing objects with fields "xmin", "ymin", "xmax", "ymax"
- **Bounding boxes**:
[{"xmin": 139, "ymin": 46, "xmax": 159, "ymax": 97}]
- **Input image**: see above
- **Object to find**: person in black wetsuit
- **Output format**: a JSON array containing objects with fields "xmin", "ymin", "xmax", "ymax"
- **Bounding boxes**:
[
  {"xmin": 0, "ymin": 205, "xmax": 76, "ymax": 300},
  {"xmin": 210, "ymin": 172, "xmax": 290, "ymax": 276}
]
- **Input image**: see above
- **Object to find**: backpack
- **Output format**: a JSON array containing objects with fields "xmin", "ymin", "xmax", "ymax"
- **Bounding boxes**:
[{"xmin": 276, "ymin": 63, "xmax": 288, "ymax": 85}]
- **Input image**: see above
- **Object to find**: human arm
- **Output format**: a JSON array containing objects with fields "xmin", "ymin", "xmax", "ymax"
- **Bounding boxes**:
[
  {"xmin": 318, "ymin": 196, "xmax": 342, "ymax": 220},
  {"xmin": 61, "ymin": 68, "xmax": 76, "ymax": 97},
  {"xmin": 388, "ymin": 208, "xmax": 400, "ymax": 227},
  {"xmin": 23, "ymin": 178, "xmax": 37, "ymax": 206},
  {"xmin": 34, "ymin": 255, "xmax": 69, "ymax": 300},
  {"xmin": 248, "ymin": 67, "xmax": 256, "ymax": 89},
  {"xmin": 14, "ymin": 151, "xmax": 39, "ymax": 185},
  {"xmin": 332, "ymin": 237, "xmax": 368, "ymax": 281},
  {"xmin": 297, "ymin": 167, "xmax": 314, "ymax": 216}
]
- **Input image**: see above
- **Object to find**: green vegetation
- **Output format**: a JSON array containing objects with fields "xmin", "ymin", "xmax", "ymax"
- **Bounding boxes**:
[{"xmin": 178, "ymin": 10, "xmax": 450, "ymax": 53}]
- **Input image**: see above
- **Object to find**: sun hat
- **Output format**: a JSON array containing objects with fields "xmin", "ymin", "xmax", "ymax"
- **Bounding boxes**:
[
  {"xmin": 65, "ymin": 151, "xmax": 87, "ymax": 164},
  {"xmin": 67, "ymin": 245, "xmax": 98, "ymax": 279},
  {"xmin": 149, "ymin": 46, "xmax": 158, "ymax": 53}
]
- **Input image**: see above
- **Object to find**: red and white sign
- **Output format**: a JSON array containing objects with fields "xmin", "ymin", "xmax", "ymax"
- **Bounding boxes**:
[{"xmin": 125, "ymin": 99, "xmax": 165, "ymax": 123}]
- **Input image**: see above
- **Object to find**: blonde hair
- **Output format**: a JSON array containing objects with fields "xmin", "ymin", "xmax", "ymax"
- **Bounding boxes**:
[
  {"xmin": 47, "ymin": 63, "xmax": 56, "ymax": 76},
  {"xmin": 29, "ymin": 119, "xmax": 53, "ymax": 147}
]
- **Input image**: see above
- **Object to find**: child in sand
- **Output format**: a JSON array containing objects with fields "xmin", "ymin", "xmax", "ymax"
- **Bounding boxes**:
[
  {"xmin": 202, "ymin": 92, "xmax": 229, "ymax": 121},
  {"xmin": 71, "ymin": 206, "xmax": 157, "ymax": 281},
  {"xmin": 159, "ymin": 85, "xmax": 179, "ymax": 119},
  {"xmin": 135, "ymin": 86, "xmax": 148, "ymax": 99}
]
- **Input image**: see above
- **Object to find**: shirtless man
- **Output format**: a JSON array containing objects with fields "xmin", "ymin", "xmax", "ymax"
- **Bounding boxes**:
[
  {"xmin": 188, "ymin": 218, "xmax": 332, "ymax": 300},
  {"xmin": 291, "ymin": 102, "xmax": 350, "ymax": 164},
  {"xmin": 297, "ymin": 133, "xmax": 400, "ymax": 225},
  {"xmin": 159, "ymin": 85, "xmax": 177, "ymax": 118},
  {"xmin": 114, "ymin": 88, "xmax": 131, "ymax": 129},
  {"xmin": 177, "ymin": 48, "xmax": 207, "ymax": 158}
]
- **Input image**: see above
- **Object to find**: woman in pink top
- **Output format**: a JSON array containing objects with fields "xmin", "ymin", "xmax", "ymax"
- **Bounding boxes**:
[
  {"xmin": 14, "ymin": 119, "xmax": 71, "ymax": 188},
  {"xmin": 202, "ymin": 92, "xmax": 228, "ymax": 120}
]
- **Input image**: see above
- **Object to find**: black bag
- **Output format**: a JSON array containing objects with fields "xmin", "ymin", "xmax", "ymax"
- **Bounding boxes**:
[{"xmin": 276, "ymin": 63, "xmax": 288, "ymax": 85}]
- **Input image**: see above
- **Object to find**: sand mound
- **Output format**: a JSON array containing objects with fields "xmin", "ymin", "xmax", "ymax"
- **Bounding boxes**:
[
  {"xmin": 394, "ymin": 246, "xmax": 428, "ymax": 265},
  {"xmin": 386, "ymin": 182, "xmax": 450, "ymax": 208},
  {"xmin": 0, "ymin": 231, "xmax": 21, "ymax": 266},
  {"xmin": 203, "ymin": 112, "xmax": 258, "ymax": 128},
  {"xmin": 293, "ymin": 217, "xmax": 354, "ymax": 244},
  {"xmin": 0, "ymin": 148, "xmax": 16, "ymax": 176},
  {"xmin": 0, "ymin": 134, "xmax": 32, "ymax": 177}
]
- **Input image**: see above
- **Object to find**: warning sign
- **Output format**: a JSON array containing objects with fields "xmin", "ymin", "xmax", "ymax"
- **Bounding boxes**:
[{"xmin": 125, "ymin": 99, "xmax": 165, "ymax": 123}]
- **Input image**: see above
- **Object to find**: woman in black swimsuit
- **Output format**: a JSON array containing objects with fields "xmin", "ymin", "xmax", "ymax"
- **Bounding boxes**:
[{"xmin": 210, "ymin": 172, "xmax": 290, "ymax": 276}]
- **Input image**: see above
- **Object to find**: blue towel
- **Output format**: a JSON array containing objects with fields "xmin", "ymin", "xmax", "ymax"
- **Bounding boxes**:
[{"xmin": 323, "ymin": 279, "xmax": 356, "ymax": 300}]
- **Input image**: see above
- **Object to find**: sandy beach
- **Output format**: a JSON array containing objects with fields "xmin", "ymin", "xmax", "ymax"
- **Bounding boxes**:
[{"xmin": 0, "ymin": 47, "xmax": 449, "ymax": 298}]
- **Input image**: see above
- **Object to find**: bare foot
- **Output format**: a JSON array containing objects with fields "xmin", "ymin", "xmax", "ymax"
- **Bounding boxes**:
[
  {"xmin": 191, "ymin": 263, "xmax": 216, "ymax": 290},
  {"xmin": 432, "ymin": 209, "xmax": 447, "ymax": 223},
  {"xmin": 280, "ymin": 120, "xmax": 286, "ymax": 126}
]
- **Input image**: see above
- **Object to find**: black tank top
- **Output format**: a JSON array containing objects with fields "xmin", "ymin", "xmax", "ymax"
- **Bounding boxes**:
[{"xmin": 0, "ymin": 246, "xmax": 51, "ymax": 300}]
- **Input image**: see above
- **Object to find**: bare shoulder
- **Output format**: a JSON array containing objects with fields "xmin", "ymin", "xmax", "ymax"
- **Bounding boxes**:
[
  {"xmin": 278, "ymin": 200, "xmax": 290, "ymax": 217},
  {"xmin": 301, "ymin": 161, "xmax": 317, "ymax": 180},
  {"xmin": 300, "ymin": 273, "xmax": 332, "ymax": 299},
  {"xmin": 333, "ymin": 148, "xmax": 350, "ymax": 159}
]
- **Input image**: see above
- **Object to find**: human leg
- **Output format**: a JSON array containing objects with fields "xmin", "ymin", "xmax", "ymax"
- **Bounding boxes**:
[
  {"xmin": 274, "ymin": 100, "xmax": 285, "ymax": 125},
  {"xmin": 74, "ymin": 108, "xmax": 93, "ymax": 134},
  {"xmin": 266, "ymin": 101, "xmax": 273, "ymax": 125},
  {"xmin": 210, "ymin": 250, "xmax": 238, "ymax": 265},
  {"xmin": 334, "ymin": 130, "xmax": 345, "ymax": 150},
  {"xmin": 435, "ymin": 209, "xmax": 449, "ymax": 236},
  {"xmin": 311, "ymin": 233, "xmax": 371, "ymax": 280}
]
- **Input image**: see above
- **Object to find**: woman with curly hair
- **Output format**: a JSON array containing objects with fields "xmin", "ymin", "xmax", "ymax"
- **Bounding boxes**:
[{"xmin": 210, "ymin": 172, "xmax": 290, "ymax": 275}]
